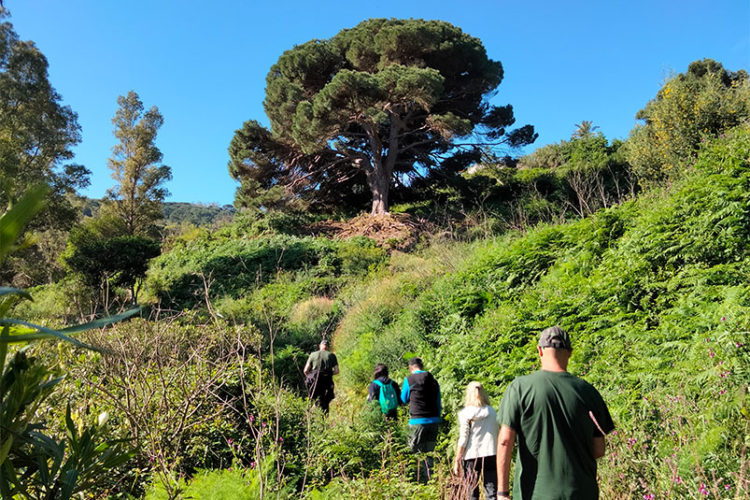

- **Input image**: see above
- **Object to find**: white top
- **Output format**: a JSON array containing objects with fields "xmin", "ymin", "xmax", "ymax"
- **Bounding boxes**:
[{"xmin": 457, "ymin": 405, "xmax": 499, "ymax": 460}]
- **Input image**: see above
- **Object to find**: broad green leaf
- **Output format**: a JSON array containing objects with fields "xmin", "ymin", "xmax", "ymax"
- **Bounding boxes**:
[
  {"xmin": 0, "ymin": 319, "xmax": 102, "ymax": 351},
  {"xmin": 58, "ymin": 307, "xmax": 141, "ymax": 335},
  {"xmin": 0, "ymin": 184, "xmax": 49, "ymax": 265},
  {"xmin": 0, "ymin": 308, "xmax": 140, "ymax": 351},
  {"xmin": 60, "ymin": 468, "xmax": 78, "ymax": 500},
  {"xmin": 0, "ymin": 437, "xmax": 13, "ymax": 466},
  {"xmin": 0, "ymin": 288, "xmax": 32, "ymax": 301}
]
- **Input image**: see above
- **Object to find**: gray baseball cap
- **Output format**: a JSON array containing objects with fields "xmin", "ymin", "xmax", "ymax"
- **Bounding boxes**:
[{"xmin": 538, "ymin": 326, "xmax": 572, "ymax": 350}]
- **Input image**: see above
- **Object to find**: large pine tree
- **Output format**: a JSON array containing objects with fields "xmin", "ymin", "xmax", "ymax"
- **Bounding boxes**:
[{"xmin": 229, "ymin": 18, "xmax": 536, "ymax": 215}]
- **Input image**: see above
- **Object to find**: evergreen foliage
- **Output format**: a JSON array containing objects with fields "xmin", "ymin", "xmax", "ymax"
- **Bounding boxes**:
[
  {"xmin": 104, "ymin": 90, "xmax": 172, "ymax": 237},
  {"xmin": 229, "ymin": 18, "xmax": 536, "ymax": 214},
  {"xmin": 0, "ymin": 8, "xmax": 88, "ymax": 229}
]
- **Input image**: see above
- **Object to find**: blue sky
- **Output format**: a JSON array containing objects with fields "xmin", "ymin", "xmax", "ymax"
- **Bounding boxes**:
[{"xmin": 7, "ymin": 1, "xmax": 750, "ymax": 206}]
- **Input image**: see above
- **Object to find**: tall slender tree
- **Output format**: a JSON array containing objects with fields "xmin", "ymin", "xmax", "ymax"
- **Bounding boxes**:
[
  {"xmin": 105, "ymin": 90, "xmax": 171, "ymax": 236},
  {"xmin": 0, "ymin": 8, "xmax": 88, "ymax": 227}
]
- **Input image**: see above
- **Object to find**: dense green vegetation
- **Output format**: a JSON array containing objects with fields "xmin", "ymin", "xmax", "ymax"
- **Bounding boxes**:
[
  {"xmin": 333, "ymin": 127, "xmax": 750, "ymax": 497},
  {"xmin": 22, "ymin": 123, "xmax": 745, "ymax": 499},
  {"xmin": 1, "ymin": 6, "xmax": 748, "ymax": 497}
]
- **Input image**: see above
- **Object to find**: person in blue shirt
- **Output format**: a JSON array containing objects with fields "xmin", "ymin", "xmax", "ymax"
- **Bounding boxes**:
[{"xmin": 401, "ymin": 357, "xmax": 442, "ymax": 483}]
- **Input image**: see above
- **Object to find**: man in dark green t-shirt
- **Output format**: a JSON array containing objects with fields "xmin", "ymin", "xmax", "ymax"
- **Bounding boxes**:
[
  {"xmin": 496, "ymin": 326, "xmax": 614, "ymax": 500},
  {"xmin": 303, "ymin": 340, "xmax": 339, "ymax": 413}
]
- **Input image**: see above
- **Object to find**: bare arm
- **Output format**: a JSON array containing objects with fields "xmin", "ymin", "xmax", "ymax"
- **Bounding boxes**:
[
  {"xmin": 592, "ymin": 436, "xmax": 606, "ymax": 459},
  {"xmin": 497, "ymin": 425, "xmax": 515, "ymax": 499},
  {"xmin": 303, "ymin": 361, "xmax": 311, "ymax": 375}
]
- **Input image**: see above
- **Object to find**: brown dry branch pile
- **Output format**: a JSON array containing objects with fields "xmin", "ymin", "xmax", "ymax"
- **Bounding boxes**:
[{"xmin": 306, "ymin": 213, "xmax": 434, "ymax": 251}]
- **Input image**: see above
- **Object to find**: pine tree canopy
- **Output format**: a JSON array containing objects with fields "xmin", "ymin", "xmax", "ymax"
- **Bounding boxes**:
[{"xmin": 229, "ymin": 18, "xmax": 537, "ymax": 214}]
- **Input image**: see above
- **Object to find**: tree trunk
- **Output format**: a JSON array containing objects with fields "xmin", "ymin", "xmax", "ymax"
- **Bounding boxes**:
[
  {"xmin": 363, "ymin": 116, "xmax": 399, "ymax": 215},
  {"xmin": 370, "ymin": 178, "xmax": 389, "ymax": 214},
  {"xmin": 368, "ymin": 165, "xmax": 390, "ymax": 215}
]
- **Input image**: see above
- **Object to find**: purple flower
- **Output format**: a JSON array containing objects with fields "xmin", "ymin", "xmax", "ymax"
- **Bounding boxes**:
[
  {"xmin": 250, "ymin": 461, "xmax": 255, "ymax": 468},
  {"xmin": 643, "ymin": 494, "xmax": 655, "ymax": 500},
  {"xmin": 725, "ymin": 484, "xmax": 731, "ymax": 491},
  {"xmin": 699, "ymin": 483, "xmax": 709, "ymax": 495}
]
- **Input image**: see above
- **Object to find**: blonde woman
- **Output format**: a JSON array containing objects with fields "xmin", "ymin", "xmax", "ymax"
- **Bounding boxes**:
[{"xmin": 453, "ymin": 381, "xmax": 499, "ymax": 500}]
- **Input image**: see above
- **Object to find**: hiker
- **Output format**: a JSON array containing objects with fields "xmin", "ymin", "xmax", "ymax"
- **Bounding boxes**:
[
  {"xmin": 401, "ymin": 357, "xmax": 441, "ymax": 483},
  {"xmin": 303, "ymin": 339, "xmax": 339, "ymax": 414},
  {"xmin": 496, "ymin": 326, "xmax": 615, "ymax": 500},
  {"xmin": 453, "ymin": 381, "xmax": 499, "ymax": 500},
  {"xmin": 367, "ymin": 363, "xmax": 401, "ymax": 419}
]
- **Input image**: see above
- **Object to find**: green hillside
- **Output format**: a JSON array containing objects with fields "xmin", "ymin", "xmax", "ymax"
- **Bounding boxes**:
[
  {"xmin": 3, "ymin": 44, "xmax": 748, "ymax": 497},
  {"xmin": 105, "ymin": 125, "xmax": 747, "ymax": 498},
  {"xmin": 329, "ymin": 126, "xmax": 750, "ymax": 497}
]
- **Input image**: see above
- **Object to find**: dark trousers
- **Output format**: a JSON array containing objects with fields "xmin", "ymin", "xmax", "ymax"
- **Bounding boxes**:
[
  {"xmin": 463, "ymin": 455, "xmax": 497, "ymax": 500},
  {"xmin": 409, "ymin": 422, "xmax": 439, "ymax": 483},
  {"xmin": 306, "ymin": 371, "xmax": 334, "ymax": 414}
]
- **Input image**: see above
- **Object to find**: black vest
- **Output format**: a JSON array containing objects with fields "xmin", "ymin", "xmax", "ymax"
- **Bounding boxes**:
[{"xmin": 406, "ymin": 371, "xmax": 440, "ymax": 419}]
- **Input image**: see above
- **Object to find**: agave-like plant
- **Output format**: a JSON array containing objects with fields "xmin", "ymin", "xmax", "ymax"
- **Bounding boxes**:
[{"xmin": 0, "ymin": 185, "xmax": 138, "ymax": 499}]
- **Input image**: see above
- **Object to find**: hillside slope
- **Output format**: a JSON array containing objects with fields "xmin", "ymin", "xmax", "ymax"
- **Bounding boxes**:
[{"xmin": 330, "ymin": 126, "xmax": 750, "ymax": 497}]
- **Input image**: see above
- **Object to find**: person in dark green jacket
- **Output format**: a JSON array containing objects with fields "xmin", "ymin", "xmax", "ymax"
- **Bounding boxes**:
[
  {"xmin": 496, "ymin": 326, "xmax": 614, "ymax": 500},
  {"xmin": 303, "ymin": 339, "xmax": 339, "ymax": 414}
]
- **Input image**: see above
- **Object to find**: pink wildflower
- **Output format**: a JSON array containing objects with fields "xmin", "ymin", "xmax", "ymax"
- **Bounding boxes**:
[
  {"xmin": 643, "ymin": 494, "xmax": 655, "ymax": 500},
  {"xmin": 674, "ymin": 476, "xmax": 683, "ymax": 484},
  {"xmin": 699, "ymin": 483, "xmax": 709, "ymax": 495}
]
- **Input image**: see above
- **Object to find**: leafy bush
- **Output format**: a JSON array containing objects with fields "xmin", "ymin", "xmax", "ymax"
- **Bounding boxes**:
[{"xmin": 626, "ymin": 59, "xmax": 750, "ymax": 186}]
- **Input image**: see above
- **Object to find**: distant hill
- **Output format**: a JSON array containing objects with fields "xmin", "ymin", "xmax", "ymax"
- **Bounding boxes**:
[
  {"xmin": 81, "ymin": 199, "xmax": 235, "ymax": 227},
  {"xmin": 161, "ymin": 202, "xmax": 235, "ymax": 226}
]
